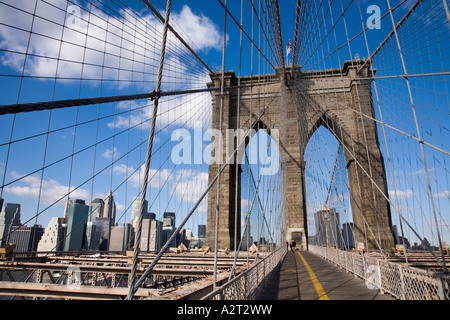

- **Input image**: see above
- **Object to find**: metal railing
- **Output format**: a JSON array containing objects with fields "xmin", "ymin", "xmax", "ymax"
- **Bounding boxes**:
[
  {"xmin": 309, "ymin": 245, "xmax": 450, "ymax": 300},
  {"xmin": 201, "ymin": 245, "xmax": 287, "ymax": 300}
]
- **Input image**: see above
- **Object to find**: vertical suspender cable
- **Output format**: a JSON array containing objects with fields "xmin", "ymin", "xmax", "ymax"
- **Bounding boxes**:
[{"xmin": 126, "ymin": 0, "xmax": 172, "ymax": 300}]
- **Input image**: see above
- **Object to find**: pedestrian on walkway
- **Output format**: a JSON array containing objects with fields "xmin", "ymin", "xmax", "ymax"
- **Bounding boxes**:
[{"xmin": 291, "ymin": 240, "xmax": 296, "ymax": 251}]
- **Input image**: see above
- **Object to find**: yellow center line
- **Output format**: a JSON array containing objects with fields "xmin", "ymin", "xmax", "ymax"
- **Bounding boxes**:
[{"xmin": 297, "ymin": 250, "xmax": 330, "ymax": 300}]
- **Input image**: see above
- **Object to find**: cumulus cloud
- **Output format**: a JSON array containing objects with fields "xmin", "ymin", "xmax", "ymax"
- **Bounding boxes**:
[
  {"xmin": 4, "ymin": 171, "xmax": 91, "ymax": 205},
  {"xmin": 171, "ymin": 5, "xmax": 224, "ymax": 51},
  {"xmin": 389, "ymin": 189, "xmax": 414, "ymax": 200},
  {"xmin": 0, "ymin": 0, "xmax": 221, "ymax": 86},
  {"xmin": 433, "ymin": 190, "xmax": 450, "ymax": 199},
  {"xmin": 102, "ymin": 147, "xmax": 120, "ymax": 160}
]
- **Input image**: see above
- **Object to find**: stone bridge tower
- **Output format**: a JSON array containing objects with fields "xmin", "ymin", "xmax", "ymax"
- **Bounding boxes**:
[{"xmin": 205, "ymin": 60, "xmax": 395, "ymax": 253}]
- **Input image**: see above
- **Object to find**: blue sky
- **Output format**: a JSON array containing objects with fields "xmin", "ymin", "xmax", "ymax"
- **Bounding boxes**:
[{"xmin": 0, "ymin": 0, "xmax": 448, "ymax": 246}]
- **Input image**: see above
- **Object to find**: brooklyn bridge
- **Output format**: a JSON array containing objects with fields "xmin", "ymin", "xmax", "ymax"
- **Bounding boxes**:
[{"xmin": 0, "ymin": 0, "xmax": 448, "ymax": 301}]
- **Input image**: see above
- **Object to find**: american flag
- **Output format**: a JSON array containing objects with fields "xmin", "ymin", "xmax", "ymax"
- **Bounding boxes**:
[{"xmin": 286, "ymin": 39, "xmax": 292, "ymax": 57}]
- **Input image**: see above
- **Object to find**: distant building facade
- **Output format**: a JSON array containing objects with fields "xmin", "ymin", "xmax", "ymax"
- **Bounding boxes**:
[
  {"xmin": 64, "ymin": 199, "xmax": 89, "ymax": 252},
  {"xmin": 0, "ymin": 203, "xmax": 21, "ymax": 246},
  {"xmin": 7, "ymin": 224, "xmax": 44, "ymax": 256},
  {"xmin": 37, "ymin": 217, "xmax": 66, "ymax": 254}
]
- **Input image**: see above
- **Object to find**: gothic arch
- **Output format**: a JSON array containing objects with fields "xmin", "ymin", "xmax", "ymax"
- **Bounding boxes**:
[{"xmin": 205, "ymin": 61, "xmax": 394, "ymax": 252}]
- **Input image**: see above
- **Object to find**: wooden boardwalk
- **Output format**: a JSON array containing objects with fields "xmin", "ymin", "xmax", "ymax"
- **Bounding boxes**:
[{"xmin": 257, "ymin": 250, "xmax": 394, "ymax": 300}]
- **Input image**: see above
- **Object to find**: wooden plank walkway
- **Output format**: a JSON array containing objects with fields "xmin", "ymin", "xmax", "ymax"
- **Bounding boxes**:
[{"xmin": 257, "ymin": 250, "xmax": 394, "ymax": 300}]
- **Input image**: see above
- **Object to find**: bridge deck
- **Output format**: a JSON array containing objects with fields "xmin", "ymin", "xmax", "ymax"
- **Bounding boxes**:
[{"xmin": 257, "ymin": 250, "xmax": 394, "ymax": 300}]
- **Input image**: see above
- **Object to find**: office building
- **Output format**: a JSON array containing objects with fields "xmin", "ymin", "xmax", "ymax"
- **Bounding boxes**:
[
  {"xmin": 109, "ymin": 224, "xmax": 134, "ymax": 252},
  {"xmin": 64, "ymin": 199, "xmax": 89, "ymax": 252},
  {"xmin": 103, "ymin": 191, "xmax": 116, "ymax": 223},
  {"xmin": 342, "ymin": 222, "xmax": 354, "ymax": 250},
  {"xmin": 37, "ymin": 217, "xmax": 66, "ymax": 254},
  {"xmin": 149, "ymin": 219, "xmax": 162, "ymax": 252},
  {"xmin": 86, "ymin": 198, "xmax": 104, "ymax": 250},
  {"xmin": 131, "ymin": 197, "xmax": 148, "ymax": 223},
  {"xmin": 7, "ymin": 224, "xmax": 44, "ymax": 256},
  {"xmin": 140, "ymin": 218, "xmax": 152, "ymax": 251},
  {"xmin": 0, "ymin": 203, "xmax": 21, "ymax": 246},
  {"xmin": 162, "ymin": 212, "xmax": 176, "ymax": 248},
  {"xmin": 240, "ymin": 221, "xmax": 253, "ymax": 250},
  {"xmin": 314, "ymin": 207, "xmax": 342, "ymax": 248},
  {"xmin": 198, "ymin": 225, "xmax": 206, "ymax": 238}
]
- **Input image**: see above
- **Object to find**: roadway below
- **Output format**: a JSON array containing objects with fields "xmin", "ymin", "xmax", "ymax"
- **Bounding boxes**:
[{"xmin": 257, "ymin": 249, "xmax": 394, "ymax": 300}]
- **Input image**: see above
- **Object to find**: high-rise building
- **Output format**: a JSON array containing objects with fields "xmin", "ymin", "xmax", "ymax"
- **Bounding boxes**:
[
  {"xmin": 103, "ymin": 191, "xmax": 116, "ymax": 224},
  {"xmin": 140, "ymin": 218, "xmax": 152, "ymax": 252},
  {"xmin": 163, "ymin": 212, "xmax": 176, "ymax": 226},
  {"xmin": 109, "ymin": 224, "xmax": 134, "ymax": 252},
  {"xmin": 131, "ymin": 197, "xmax": 148, "ymax": 222},
  {"xmin": 342, "ymin": 222, "xmax": 354, "ymax": 250},
  {"xmin": 198, "ymin": 225, "xmax": 206, "ymax": 238},
  {"xmin": 7, "ymin": 224, "xmax": 44, "ymax": 256},
  {"xmin": 63, "ymin": 198, "xmax": 72, "ymax": 220},
  {"xmin": 240, "ymin": 220, "xmax": 253, "ymax": 250},
  {"xmin": 0, "ymin": 203, "xmax": 21, "ymax": 246},
  {"xmin": 86, "ymin": 194, "xmax": 116, "ymax": 251},
  {"xmin": 64, "ymin": 199, "xmax": 89, "ymax": 252},
  {"xmin": 149, "ymin": 220, "xmax": 162, "ymax": 252},
  {"xmin": 314, "ymin": 207, "xmax": 342, "ymax": 248},
  {"xmin": 96, "ymin": 217, "xmax": 112, "ymax": 251},
  {"xmin": 37, "ymin": 217, "xmax": 66, "ymax": 255},
  {"xmin": 162, "ymin": 212, "xmax": 176, "ymax": 248},
  {"xmin": 85, "ymin": 199, "xmax": 104, "ymax": 250}
]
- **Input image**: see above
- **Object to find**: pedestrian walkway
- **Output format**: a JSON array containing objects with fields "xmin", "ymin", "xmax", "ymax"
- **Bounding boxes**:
[{"xmin": 257, "ymin": 250, "xmax": 394, "ymax": 300}]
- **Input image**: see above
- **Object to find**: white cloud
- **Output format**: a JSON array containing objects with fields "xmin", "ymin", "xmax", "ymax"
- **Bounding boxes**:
[
  {"xmin": 433, "ymin": 190, "xmax": 450, "ymax": 199},
  {"xmin": 4, "ymin": 171, "xmax": 90, "ymax": 205},
  {"xmin": 0, "ymin": 1, "xmax": 221, "ymax": 86},
  {"xmin": 102, "ymin": 147, "xmax": 120, "ymax": 160},
  {"xmin": 389, "ymin": 189, "xmax": 414, "ymax": 200},
  {"xmin": 171, "ymin": 5, "xmax": 224, "ymax": 51}
]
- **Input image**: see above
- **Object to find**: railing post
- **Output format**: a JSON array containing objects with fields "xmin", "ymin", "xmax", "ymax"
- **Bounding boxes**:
[
  {"xmin": 377, "ymin": 259, "xmax": 384, "ymax": 295},
  {"xmin": 399, "ymin": 264, "xmax": 406, "ymax": 300},
  {"xmin": 436, "ymin": 275, "xmax": 446, "ymax": 300}
]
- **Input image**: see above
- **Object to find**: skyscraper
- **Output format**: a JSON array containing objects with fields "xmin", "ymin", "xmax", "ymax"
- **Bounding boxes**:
[
  {"xmin": 342, "ymin": 222, "xmax": 354, "ymax": 250},
  {"xmin": 149, "ymin": 220, "xmax": 162, "ymax": 252},
  {"xmin": 198, "ymin": 225, "xmax": 206, "ymax": 238},
  {"xmin": 162, "ymin": 212, "xmax": 176, "ymax": 248},
  {"xmin": 131, "ymin": 197, "xmax": 148, "ymax": 222},
  {"xmin": 103, "ymin": 190, "xmax": 116, "ymax": 224},
  {"xmin": 37, "ymin": 217, "xmax": 66, "ymax": 255},
  {"xmin": 109, "ymin": 224, "xmax": 134, "ymax": 252},
  {"xmin": 64, "ymin": 199, "xmax": 89, "ymax": 252},
  {"xmin": 240, "ymin": 220, "xmax": 253, "ymax": 250},
  {"xmin": 314, "ymin": 207, "xmax": 342, "ymax": 248},
  {"xmin": 0, "ymin": 203, "xmax": 21, "ymax": 246},
  {"xmin": 7, "ymin": 224, "xmax": 44, "ymax": 256},
  {"xmin": 86, "ymin": 198, "xmax": 104, "ymax": 250}
]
